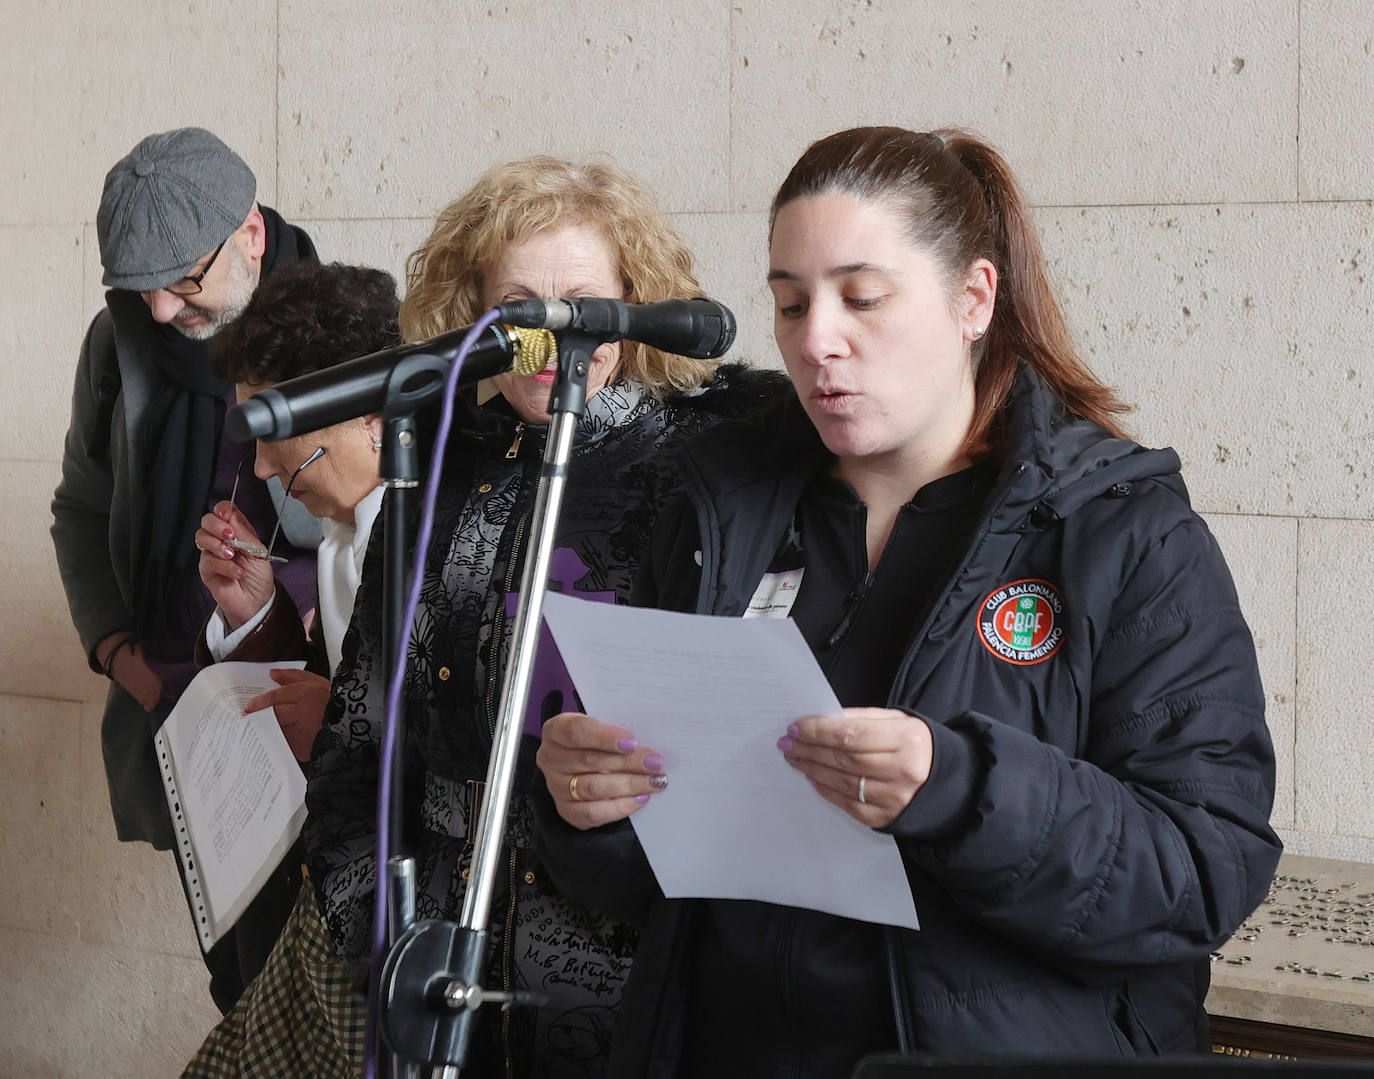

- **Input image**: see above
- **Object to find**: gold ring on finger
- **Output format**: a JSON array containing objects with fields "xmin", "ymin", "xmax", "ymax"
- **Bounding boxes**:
[{"xmin": 569, "ymin": 774, "xmax": 584, "ymax": 802}]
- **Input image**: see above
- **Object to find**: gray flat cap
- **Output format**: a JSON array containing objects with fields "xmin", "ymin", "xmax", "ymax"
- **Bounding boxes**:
[{"xmin": 97, "ymin": 127, "xmax": 257, "ymax": 291}]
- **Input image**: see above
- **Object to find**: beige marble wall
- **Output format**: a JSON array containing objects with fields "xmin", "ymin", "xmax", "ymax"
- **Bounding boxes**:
[{"xmin": 3, "ymin": 0, "xmax": 1372, "ymax": 1072}]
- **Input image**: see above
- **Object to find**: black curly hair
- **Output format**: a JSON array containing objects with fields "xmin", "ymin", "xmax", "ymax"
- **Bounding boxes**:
[{"xmin": 211, "ymin": 259, "xmax": 401, "ymax": 384}]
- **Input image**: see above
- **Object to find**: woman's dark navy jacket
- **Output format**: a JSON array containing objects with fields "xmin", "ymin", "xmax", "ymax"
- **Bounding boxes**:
[{"xmin": 532, "ymin": 367, "xmax": 1282, "ymax": 1069}]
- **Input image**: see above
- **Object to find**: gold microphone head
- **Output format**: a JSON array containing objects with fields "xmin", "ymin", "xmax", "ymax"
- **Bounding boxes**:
[{"xmin": 506, "ymin": 326, "xmax": 556, "ymax": 376}]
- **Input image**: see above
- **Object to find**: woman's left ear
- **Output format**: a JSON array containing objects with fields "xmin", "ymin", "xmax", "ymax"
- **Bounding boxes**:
[
  {"xmin": 963, "ymin": 259, "xmax": 998, "ymax": 342},
  {"xmin": 364, "ymin": 414, "xmax": 384, "ymax": 451}
]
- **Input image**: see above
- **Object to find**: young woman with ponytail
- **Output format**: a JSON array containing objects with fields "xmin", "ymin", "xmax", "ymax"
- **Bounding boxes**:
[{"xmin": 533, "ymin": 127, "xmax": 1281, "ymax": 1075}]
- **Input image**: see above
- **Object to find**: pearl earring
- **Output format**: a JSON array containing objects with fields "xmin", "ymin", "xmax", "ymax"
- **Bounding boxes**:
[
  {"xmin": 371, "ymin": 434, "xmax": 383, "ymax": 452},
  {"xmin": 972, "ymin": 326, "xmax": 986, "ymax": 339}
]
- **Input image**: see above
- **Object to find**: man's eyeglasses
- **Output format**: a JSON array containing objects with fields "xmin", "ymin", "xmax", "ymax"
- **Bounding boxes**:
[{"xmin": 165, "ymin": 238, "xmax": 227, "ymax": 296}]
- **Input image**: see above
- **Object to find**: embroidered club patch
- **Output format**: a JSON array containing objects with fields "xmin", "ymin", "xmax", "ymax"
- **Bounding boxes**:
[{"xmin": 977, "ymin": 578, "xmax": 1064, "ymax": 665}]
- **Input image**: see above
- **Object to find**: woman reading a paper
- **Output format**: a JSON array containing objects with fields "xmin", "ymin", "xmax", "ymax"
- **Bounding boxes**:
[
  {"xmin": 185, "ymin": 260, "xmax": 400, "ymax": 1012},
  {"xmin": 194, "ymin": 260, "xmax": 400, "ymax": 760},
  {"xmin": 534, "ymin": 126, "xmax": 1282, "ymax": 1074}
]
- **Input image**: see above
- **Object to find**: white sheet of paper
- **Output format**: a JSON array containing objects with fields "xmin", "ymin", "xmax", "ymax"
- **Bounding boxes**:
[
  {"xmin": 540, "ymin": 592, "xmax": 919, "ymax": 929},
  {"xmin": 158, "ymin": 660, "xmax": 308, "ymax": 946}
]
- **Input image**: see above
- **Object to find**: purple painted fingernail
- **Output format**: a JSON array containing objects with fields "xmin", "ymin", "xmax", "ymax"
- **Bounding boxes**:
[
  {"xmin": 634, "ymin": 793, "xmax": 650, "ymax": 804},
  {"xmin": 777, "ymin": 736, "xmax": 794, "ymax": 752},
  {"xmin": 649, "ymin": 774, "xmax": 669, "ymax": 791},
  {"xmin": 643, "ymin": 752, "xmax": 663, "ymax": 771},
  {"xmin": 616, "ymin": 737, "xmax": 637, "ymax": 753},
  {"xmin": 787, "ymin": 723, "xmax": 800, "ymax": 738}
]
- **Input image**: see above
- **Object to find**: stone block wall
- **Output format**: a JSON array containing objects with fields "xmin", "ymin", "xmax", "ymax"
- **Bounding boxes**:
[{"xmin": 3, "ymin": 1, "xmax": 1369, "ymax": 1072}]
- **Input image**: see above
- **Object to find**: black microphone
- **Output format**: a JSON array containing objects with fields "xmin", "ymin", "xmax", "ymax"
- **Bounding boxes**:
[
  {"xmin": 497, "ymin": 297, "xmax": 736, "ymax": 360},
  {"xmin": 227, "ymin": 323, "xmax": 554, "ymax": 442}
]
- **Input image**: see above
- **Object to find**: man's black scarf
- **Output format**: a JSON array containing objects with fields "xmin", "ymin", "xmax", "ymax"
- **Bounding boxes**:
[{"xmin": 123, "ymin": 206, "xmax": 315, "ymax": 641}]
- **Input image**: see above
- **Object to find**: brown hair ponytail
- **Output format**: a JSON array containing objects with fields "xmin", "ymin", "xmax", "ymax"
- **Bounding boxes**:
[{"xmin": 771, "ymin": 127, "xmax": 1129, "ymax": 459}]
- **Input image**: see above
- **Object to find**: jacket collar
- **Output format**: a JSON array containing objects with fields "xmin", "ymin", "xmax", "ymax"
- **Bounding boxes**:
[
  {"xmin": 683, "ymin": 363, "xmax": 1187, "ymax": 551},
  {"xmin": 990, "ymin": 366, "xmax": 1184, "ymax": 535},
  {"xmin": 460, "ymin": 378, "xmax": 654, "ymax": 452}
]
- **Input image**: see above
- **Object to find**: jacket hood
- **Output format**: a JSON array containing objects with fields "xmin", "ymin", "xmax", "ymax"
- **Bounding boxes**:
[
  {"xmin": 992, "ymin": 366, "xmax": 1184, "ymax": 535},
  {"xmin": 680, "ymin": 364, "xmax": 1186, "ymax": 545},
  {"xmin": 452, "ymin": 362, "xmax": 789, "ymax": 456}
]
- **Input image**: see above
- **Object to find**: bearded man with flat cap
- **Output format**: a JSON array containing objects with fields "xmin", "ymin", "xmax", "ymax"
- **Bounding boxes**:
[{"xmin": 51, "ymin": 127, "xmax": 322, "ymax": 1012}]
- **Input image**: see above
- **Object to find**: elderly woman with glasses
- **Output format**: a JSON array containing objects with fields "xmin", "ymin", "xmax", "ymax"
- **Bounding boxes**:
[
  {"xmin": 183, "ymin": 259, "xmax": 401, "ymax": 1034},
  {"xmin": 194, "ymin": 261, "xmax": 400, "ymax": 758}
]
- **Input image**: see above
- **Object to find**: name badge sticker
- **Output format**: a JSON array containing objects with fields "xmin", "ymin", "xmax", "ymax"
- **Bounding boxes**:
[{"xmin": 743, "ymin": 568, "xmax": 806, "ymax": 619}]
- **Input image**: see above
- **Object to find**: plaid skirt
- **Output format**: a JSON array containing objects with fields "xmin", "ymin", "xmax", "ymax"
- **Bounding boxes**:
[{"xmin": 184, "ymin": 879, "xmax": 365, "ymax": 1078}]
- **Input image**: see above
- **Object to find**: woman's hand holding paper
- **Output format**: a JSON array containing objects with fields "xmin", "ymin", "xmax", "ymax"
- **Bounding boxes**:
[
  {"xmin": 777, "ymin": 706, "xmax": 933, "ymax": 829},
  {"xmin": 537, "ymin": 712, "xmax": 669, "ymax": 830}
]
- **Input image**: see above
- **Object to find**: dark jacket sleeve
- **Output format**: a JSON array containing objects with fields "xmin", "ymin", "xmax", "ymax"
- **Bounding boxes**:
[
  {"xmin": 51, "ymin": 312, "xmax": 128, "ymax": 669},
  {"xmin": 527, "ymin": 497, "xmax": 700, "ymax": 924},
  {"xmin": 889, "ymin": 508, "xmax": 1280, "ymax": 974},
  {"xmin": 528, "ymin": 778, "xmax": 662, "ymax": 925},
  {"xmin": 193, "ymin": 580, "xmax": 323, "ymax": 674}
]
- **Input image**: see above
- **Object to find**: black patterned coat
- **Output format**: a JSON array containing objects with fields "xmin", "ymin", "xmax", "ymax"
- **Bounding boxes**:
[{"xmin": 305, "ymin": 368, "xmax": 786, "ymax": 1077}]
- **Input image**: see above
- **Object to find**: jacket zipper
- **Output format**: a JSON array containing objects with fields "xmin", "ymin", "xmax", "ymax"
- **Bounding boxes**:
[
  {"xmin": 486, "ymin": 428, "xmax": 538, "ymax": 1072},
  {"xmin": 877, "ymin": 461, "xmax": 1031, "ymax": 1047},
  {"xmin": 487, "ymin": 421, "xmax": 541, "ymax": 737},
  {"xmin": 501, "ymin": 846, "xmax": 519, "ymax": 1077},
  {"xmin": 780, "ymin": 908, "xmax": 801, "ymax": 1079},
  {"xmin": 884, "ymin": 926, "xmax": 911, "ymax": 1053},
  {"xmin": 486, "ymin": 507, "xmax": 530, "ymax": 739},
  {"xmin": 818, "ymin": 498, "xmax": 878, "ymax": 676},
  {"xmin": 825, "ymin": 568, "xmax": 876, "ymax": 650}
]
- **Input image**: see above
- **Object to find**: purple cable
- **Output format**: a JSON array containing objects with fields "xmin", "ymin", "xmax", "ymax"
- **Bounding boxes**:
[{"xmin": 363, "ymin": 309, "xmax": 503, "ymax": 1079}]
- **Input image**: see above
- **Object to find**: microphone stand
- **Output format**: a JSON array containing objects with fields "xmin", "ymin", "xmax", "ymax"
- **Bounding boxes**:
[
  {"xmin": 377, "ymin": 330, "xmax": 595, "ymax": 1071},
  {"xmin": 373, "ymin": 349, "xmax": 451, "ymax": 1079}
]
